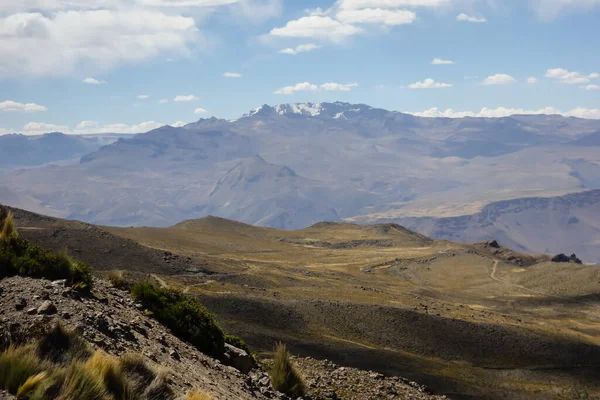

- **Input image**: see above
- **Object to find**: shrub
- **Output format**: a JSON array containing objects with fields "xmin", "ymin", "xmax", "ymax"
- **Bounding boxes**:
[
  {"xmin": 37, "ymin": 323, "xmax": 91, "ymax": 365},
  {"xmin": 130, "ymin": 283, "xmax": 225, "ymax": 357},
  {"xmin": 185, "ymin": 389, "xmax": 213, "ymax": 400},
  {"xmin": 270, "ymin": 343, "xmax": 306, "ymax": 398},
  {"xmin": 0, "ymin": 235, "xmax": 93, "ymax": 290},
  {"xmin": 224, "ymin": 334, "xmax": 253, "ymax": 357}
]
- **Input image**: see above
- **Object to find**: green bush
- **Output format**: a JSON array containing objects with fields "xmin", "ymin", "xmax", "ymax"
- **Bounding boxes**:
[
  {"xmin": 270, "ymin": 343, "xmax": 306, "ymax": 398},
  {"xmin": 224, "ymin": 335, "xmax": 253, "ymax": 357},
  {"xmin": 130, "ymin": 283, "xmax": 225, "ymax": 357},
  {"xmin": 0, "ymin": 235, "xmax": 93, "ymax": 290}
]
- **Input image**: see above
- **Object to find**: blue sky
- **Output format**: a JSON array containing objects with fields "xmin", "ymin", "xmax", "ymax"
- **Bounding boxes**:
[{"xmin": 1, "ymin": 0, "xmax": 599, "ymax": 135}]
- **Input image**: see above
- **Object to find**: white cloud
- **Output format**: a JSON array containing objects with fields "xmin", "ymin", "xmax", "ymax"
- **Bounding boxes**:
[
  {"xmin": 73, "ymin": 120, "xmax": 164, "ymax": 134},
  {"xmin": 406, "ymin": 106, "xmax": 600, "ymax": 119},
  {"xmin": 582, "ymin": 84, "xmax": 600, "ymax": 91},
  {"xmin": 456, "ymin": 13, "xmax": 486, "ymax": 23},
  {"xmin": 274, "ymin": 81, "xmax": 359, "ymax": 94},
  {"xmin": 336, "ymin": 8, "xmax": 416, "ymax": 25},
  {"xmin": 545, "ymin": 68, "xmax": 597, "ymax": 84},
  {"xmin": 159, "ymin": 98, "xmax": 169, "ymax": 104},
  {"xmin": 0, "ymin": 9, "xmax": 199, "ymax": 78},
  {"xmin": 408, "ymin": 78, "xmax": 453, "ymax": 89},
  {"xmin": 269, "ymin": 16, "xmax": 362, "ymax": 42},
  {"xmin": 138, "ymin": 0, "xmax": 239, "ymax": 6},
  {"xmin": 23, "ymin": 122, "xmax": 70, "ymax": 134},
  {"xmin": 337, "ymin": 0, "xmax": 450, "ymax": 9},
  {"xmin": 82, "ymin": 77, "xmax": 106, "ymax": 84},
  {"xmin": 194, "ymin": 107, "xmax": 208, "ymax": 114},
  {"xmin": 171, "ymin": 121, "xmax": 187, "ymax": 127},
  {"xmin": 274, "ymin": 82, "xmax": 319, "ymax": 95},
  {"xmin": 527, "ymin": 77, "xmax": 537, "ymax": 84},
  {"xmin": 137, "ymin": 95, "xmax": 150, "ymax": 100},
  {"xmin": 530, "ymin": 0, "xmax": 600, "ymax": 20},
  {"xmin": 482, "ymin": 74, "xmax": 516, "ymax": 85},
  {"xmin": 279, "ymin": 43, "xmax": 319, "ymax": 55},
  {"xmin": 174, "ymin": 94, "xmax": 199, "ymax": 102},
  {"xmin": 0, "ymin": 100, "xmax": 48, "ymax": 113},
  {"xmin": 321, "ymin": 82, "xmax": 359, "ymax": 91},
  {"xmin": 223, "ymin": 72, "xmax": 242, "ymax": 78},
  {"xmin": 431, "ymin": 57, "xmax": 454, "ymax": 65}
]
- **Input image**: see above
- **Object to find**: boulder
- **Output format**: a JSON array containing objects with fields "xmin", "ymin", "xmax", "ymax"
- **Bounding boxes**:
[{"xmin": 223, "ymin": 343, "xmax": 254, "ymax": 374}]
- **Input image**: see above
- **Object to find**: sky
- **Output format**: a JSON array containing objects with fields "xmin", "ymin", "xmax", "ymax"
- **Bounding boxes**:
[{"xmin": 0, "ymin": 0, "xmax": 599, "ymax": 135}]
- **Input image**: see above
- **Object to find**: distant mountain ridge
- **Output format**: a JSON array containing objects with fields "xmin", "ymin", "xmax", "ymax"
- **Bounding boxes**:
[{"xmin": 2, "ymin": 101, "xmax": 600, "ymax": 260}]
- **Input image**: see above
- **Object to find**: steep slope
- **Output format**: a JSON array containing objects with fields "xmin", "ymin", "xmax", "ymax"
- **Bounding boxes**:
[
  {"xmin": 392, "ymin": 190, "xmax": 600, "ymax": 263},
  {"xmin": 200, "ymin": 155, "xmax": 342, "ymax": 229}
]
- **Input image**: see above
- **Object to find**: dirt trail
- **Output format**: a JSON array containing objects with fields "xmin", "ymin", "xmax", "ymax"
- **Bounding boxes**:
[{"xmin": 151, "ymin": 274, "xmax": 169, "ymax": 289}]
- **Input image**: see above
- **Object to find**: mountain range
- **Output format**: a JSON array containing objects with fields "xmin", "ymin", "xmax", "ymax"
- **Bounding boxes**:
[{"xmin": 2, "ymin": 101, "xmax": 600, "ymax": 261}]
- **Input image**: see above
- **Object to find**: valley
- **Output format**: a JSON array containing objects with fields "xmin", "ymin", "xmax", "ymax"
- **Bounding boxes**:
[{"xmin": 10, "ymin": 206, "xmax": 600, "ymax": 399}]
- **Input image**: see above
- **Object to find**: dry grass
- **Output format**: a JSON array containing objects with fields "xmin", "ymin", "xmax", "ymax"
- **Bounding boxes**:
[
  {"xmin": 108, "ymin": 270, "xmax": 131, "ymax": 291},
  {"xmin": 144, "ymin": 367, "xmax": 174, "ymax": 400},
  {"xmin": 184, "ymin": 389, "xmax": 213, "ymax": 400},
  {"xmin": 16, "ymin": 372, "xmax": 48, "ymax": 398},
  {"xmin": 269, "ymin": 343, "xmax": 306, "ymax": 398},
  {"xmin": 0, "ymin": 344, "xmax": 45, "ymax": 394},
  {"xmin": 85, "ymin": 350, "xmax": 134, "ymax": 400},
  {"xmin": 0, "ymin": 211, "xmax": 16, "ymax": 239}
]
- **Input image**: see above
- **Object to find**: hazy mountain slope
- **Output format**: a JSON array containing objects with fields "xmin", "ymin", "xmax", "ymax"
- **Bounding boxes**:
[
  {"xmin": 0, "ymin": 132, "xmax": 129, "ymax": 170},
  {"xmin": 392, "ymin": 190, "xmax": 600, "ymax": 263},
  {"xmin": 2, "ymin": 102, "xmax": 600, "ymax": 253}
]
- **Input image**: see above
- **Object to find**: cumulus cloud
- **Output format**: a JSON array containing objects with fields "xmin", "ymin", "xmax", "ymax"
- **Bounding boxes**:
[
  {"xmin": 0, "ymin": 9, "xmax": 200, "ymax": 78},
  {"xmin": 582, "ymin": 84, "xmax": 600, "ymax": 91},
  {"xmin": 274, "ymin": 82, "xmax": 320, "ymax": 95},
  {"xmin": 279, "ymin": 43, "xmax": 320, "ymax": 55},
  {"xmin": 223, "ymin": 72, "xmax": 242, "ymax": 78},
  {"xmin": 137, "ymin": 95, "xmax": 150, "ymax": 100},
  {"xmin": 545, "ymin": 68, "xmax": 597, "ymax": 84},
  {"xmin": 274, "ymin": 82, "xmax": 360, "ymax": 94},
  {"xmin": 321, "ymin": 82, "xmax": 359, "ymax": 91},
  {"xmin": 482, "ymin": 74, "xmax": 516, "ymax": 85},
  {"xmin": 408, "ymin": 78, "xmax": 453, "ymax": 89},
  {"xmin": 406, "ymin": 106, "xmax": 600, "ymax": 119},
  {"xmin": 0, "ymin": 100, "xmax": 48, "ymax": 113},
  {"xmin": 337, "ymin": 0, "xmax": 450, "ymax": 9},
  {"xmin": 269, "ymin": 16, "xmax": 362, "ymax": 42},
  {"xmin": 431, "ymin": 57, "xmax": 454, "ymax": 65},
  {"xmin": 83, "ymin": 77, "xmax": 106, "ymax": 84},
  {"xmin": 23, "ymin": 122, "xmax": 70, "ymax": 134},
  {"xmin": 171, "ymin": 121, "xmax": 187, "ymax": 127},
  {"xmin": 530, "ymin": 0, "xmax": 600, "ymax": 20},
  {"xmin": 194, "ymin": 107, "xmax": 208, "ymax": 114},
  {"xmin": 336, "ymin": 8, "xmax": 416, "ymax": 25},
  {"xmin": 527, "ymin": 77, "xmax": 537, "ymax": 84},
  {"xmin": 456, "ymin": 13, "xmax": 486, "ymax": 23},
  {"xmin": 174, "ymin": 94, "xmax": 199, "ymax": 102}
]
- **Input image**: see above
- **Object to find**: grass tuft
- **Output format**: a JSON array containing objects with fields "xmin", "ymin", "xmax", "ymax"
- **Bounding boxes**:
[
  {"xmin": 269, "ymin": 343, "xmax": 306, "ymax": 398},
  {"xmin": 107, "ymin": 270, "xmax": 131, "ymax": 291},
  {"xmin": 0, "ymin": 211, "xmax": 16, "ymax": 239},
  {"xmin": 184, "ymin": 389, "xmax": 213, "ymax": 400},
  {"xmin": 119, "ymin": 352, "xmax": 156, "ymax": 390},
  {"xmin": 57, "ymin": 362, "xmax": 111, "ymax": 400},
  {"xmin": 0, "ymin": 344, "xmax": 44, "ymax": 394},
  {"xmin": 36, "ymin": 323, "xmax": 91, "ymax": 365},
  {"xmin": 84, "ymin": 350, "xmax": 135, "ymax": 400},
  {"xmin": 144, "ymin": 367, "xmax": 174, "ymax": 400},
  {"xmin": 16, "ymin": 371, "xmax": 48, "ymax": 398}
]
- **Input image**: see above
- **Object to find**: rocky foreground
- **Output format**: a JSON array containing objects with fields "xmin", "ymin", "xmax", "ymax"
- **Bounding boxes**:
[{"xmin": 0, "ymin": 275, "xmax": 445, "ymax": 399}]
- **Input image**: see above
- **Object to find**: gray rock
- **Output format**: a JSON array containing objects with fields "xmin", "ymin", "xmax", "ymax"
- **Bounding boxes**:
[
  {"xmin": 15, "ymin": 298, "xmax": 27, "ymax": 310},
  {"xmin": 37, "ymin": 300, "xmax": 57, "ymax": 315},
  {"xmin": 224, "ymin": 343, "xmax": 254, "ymax": 374},
  {"xmin": 26, "ymin": 307, "xmax": 37, "ymax": 315}
]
